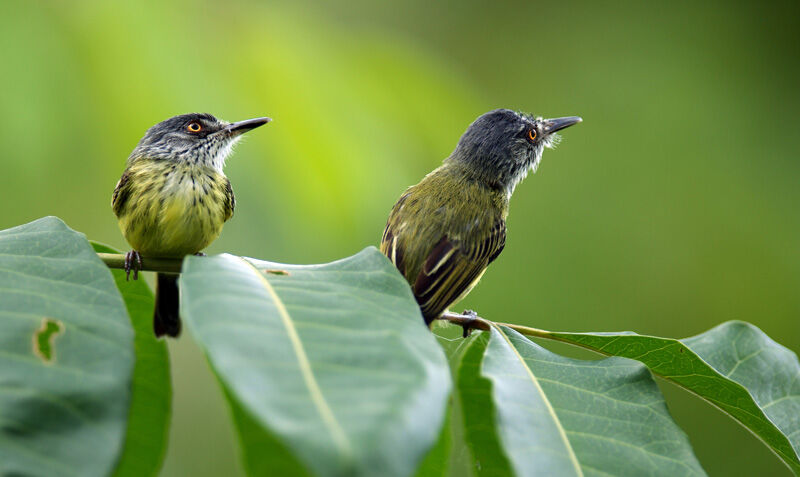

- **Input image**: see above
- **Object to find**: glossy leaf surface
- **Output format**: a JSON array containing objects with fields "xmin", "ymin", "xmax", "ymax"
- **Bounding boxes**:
[
  {"xmin": 462, "ymin": 326, "xmax": 705, "ymax": 476},
  {"xmin": 542, "ymin": 321, "xmax": 800, "ymax": 474},
  {"xmin": 0, "ymin": 218, "xmax": 134, "ymax": 477},
  {"xmin": 180, "ymin": 248, "xmax": 451, "ymax": 477}
]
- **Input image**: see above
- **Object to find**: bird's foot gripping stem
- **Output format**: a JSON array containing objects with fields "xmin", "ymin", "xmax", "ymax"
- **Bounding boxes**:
[
  {"xmin": 124, "ymin": 250, "xmax": 143, "ymax": 281},
  {"xmin": 459, "ymin": 309, "xmax": 480, "ymax": 338},
  {"xmin": 438, "ymin": 309, "xmax": 490, "ymax": 338},
  {"xmin": 193, "ymin": 252, "xmax": 206, "ymax": 257}
]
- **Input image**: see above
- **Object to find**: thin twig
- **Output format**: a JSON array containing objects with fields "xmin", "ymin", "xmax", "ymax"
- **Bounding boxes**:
[
  {"xmin": 438, "ymin": 312, "xmax": 607, "ymax": 357},
  {"xmin": 437, "ymin": 311, "xmax": 492, "ymax": 333},
  {"xmin": 97, "ymin": 253, "xmax": 289, "ymax": 277},
  {"xmin": 494, "ymin": 322, "xmax": 552, "ymax": 339},
  {"xmin": 97, "ymin": 253, "xmax": 183, "ymax": 274}
]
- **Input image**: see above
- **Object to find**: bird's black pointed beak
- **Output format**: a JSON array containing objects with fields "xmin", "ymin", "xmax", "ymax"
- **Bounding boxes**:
[
  {"xmin": 226, "ymin": 117, "xmax": 271, "ymax": 136},
  {"xmin": 543, "ymin": 116, "xmax": 582, "ymax": 134}
]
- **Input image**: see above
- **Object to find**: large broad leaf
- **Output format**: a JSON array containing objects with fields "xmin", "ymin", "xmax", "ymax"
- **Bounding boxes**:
[
  {"xmin": 455, "ymin": 333, "xmax": 513, "ymax": 477},
  {"xmin": 92, "ymin": 243, "xmax": 171, "ymax": 477},
  {"xmin": 413, "ymin": 404, "xmax": 453, "ymax": 477},
  {"xmin": 0, "ymin": 217, "xmax": 135, "ymax": 477},
  {"xmin": 224, "ymin": 384, "xmax": 311, "ymax": 477},
  {"xmin": 180, "ymin": 248, "xmax": 452, "ymax": 477},
  {"xmin": 531, "ymin": 321, "xmax": 800, "ymax": 474},
  {"xmin": 462, "ymin": 325, "xmax": 705, "ymax": 477}
]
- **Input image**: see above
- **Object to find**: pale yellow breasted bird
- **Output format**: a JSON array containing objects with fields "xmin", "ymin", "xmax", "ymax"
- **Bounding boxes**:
[{"xmin": 112, "ymin": 113, "xmax": 270, "ymax": 337}]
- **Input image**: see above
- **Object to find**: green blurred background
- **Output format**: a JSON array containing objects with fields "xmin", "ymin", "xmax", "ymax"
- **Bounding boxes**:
[{"xmin": 1, "ymin": 0, "xmax": 798, "ymax": 475}]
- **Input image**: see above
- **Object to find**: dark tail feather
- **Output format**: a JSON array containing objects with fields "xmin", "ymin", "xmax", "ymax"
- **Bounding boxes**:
[{"xmin": 154, "ymin": 273, "xmax": 181, "ymax": 338}]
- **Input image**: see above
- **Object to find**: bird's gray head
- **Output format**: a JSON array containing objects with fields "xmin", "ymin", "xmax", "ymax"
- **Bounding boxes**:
[
  {"xmin": 129, "ymin": 113, "xmax": 271, "ymax": 170},
  {"xmin": 448, "ymin": 109, "xmax": 581, "ymax": 194}
]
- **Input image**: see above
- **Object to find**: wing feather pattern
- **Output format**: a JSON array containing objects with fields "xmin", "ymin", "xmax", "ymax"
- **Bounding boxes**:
[
  {"xmin": 223, "ymin": 178, "xmax": 235, "ymax": 221},
  {"xmin": 381, "ymin": 213, "xmax": 506, "ymax": 324},
  {"xmin": 112, "ymin": 170, "xmax": 132, "ymax": 217}
]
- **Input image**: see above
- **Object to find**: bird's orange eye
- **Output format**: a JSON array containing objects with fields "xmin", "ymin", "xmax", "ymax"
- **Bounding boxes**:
[
  {"xmin": 187, "ymin": 122, "xmax": 202, "ymax": 132},
  {"xmin": 527, "ymin": 128, "xmax": 537, "ymax": 142}
]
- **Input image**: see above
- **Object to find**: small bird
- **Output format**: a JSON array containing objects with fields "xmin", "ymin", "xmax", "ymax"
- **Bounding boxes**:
[
  {"xmin": 380, "ymin": 109, "xmax": 581, "ymax": 326},
  {"xmin": 112, "ymin": 113, "xmax": 270, "ymax": 337}
]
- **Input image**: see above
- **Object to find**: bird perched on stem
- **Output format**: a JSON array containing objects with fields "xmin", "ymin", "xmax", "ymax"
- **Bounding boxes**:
[
  {"xmin": 380, "ymin": 109, "xmax": 581, "ymax": 326},
  {"xmin": 112, "ymin": 113, "xmax": 270, "ymax": 337}
]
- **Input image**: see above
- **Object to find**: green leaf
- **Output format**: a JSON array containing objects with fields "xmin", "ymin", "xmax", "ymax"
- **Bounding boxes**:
[
  {"xmin": 180, "ymin": 248, "xmax": 452, "ymax": 477},
  {"xmin": 224, "ymin": 384, "xmax": 310, "ymax": 477},
  {"xmin": 455, "ymin": 334, "xmax": 513, "ymax": 477},
  {"xmin": 91, "ymin": 243, "xmax": 171, "ymax": 477},
  {"xmin": 538, "ymin": 321, "xmax": 800, "ymax": 474},
  {"xmin": 0, "ymin": 217, "xmax": 135, "ymax": 477},
  {"xmin": 474, "ymin": 325, "xmax": 705, "ymax": 477},
  {"xmin": 413, "ymin": 404, "xmax": 453, "ymax": 477}
]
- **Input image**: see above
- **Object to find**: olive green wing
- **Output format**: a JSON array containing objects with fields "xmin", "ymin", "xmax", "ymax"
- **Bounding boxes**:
[
  {"xmin": 380, "ymin": 193, "xmax": 411, "ymax": 276},
  {"xmin": 111, "ymin": 170, "xmax": 132, "ymax": 217},
  {"xmin": 223, "ymin": 178, "xmax": 235, "ymax": 221},
  {"xmin": 382, "ymin": 210, "xmax": 506, "ymax": 323},
  {"xmin": 412, "ymin": 220, "xmax": 506, "ymax": 323}
]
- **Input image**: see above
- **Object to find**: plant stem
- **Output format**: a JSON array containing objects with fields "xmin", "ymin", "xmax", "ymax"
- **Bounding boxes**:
[
  {"xmin": 437, "ymin": 311, "xmax": 493, "ymax": 331},
  {"xmin": 96, "ymin": 253, "xmax": 288, "ymax": 276},
  {"xmin": 97, "ymin": 253, "xmax": 183, "ymax": 274},
  {"xmin": 494, "ymin": 322, "xmax": 552, "ymax": 339},
  {"xmin": 438, "ymin": 311, "xmax": 554, "ymax": 336},
  {"xmin": 439, "ymin": 312, "xmax": 607, "ymax": 356}
]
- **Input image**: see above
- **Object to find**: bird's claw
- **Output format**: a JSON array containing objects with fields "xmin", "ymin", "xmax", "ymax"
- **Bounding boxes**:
[
  {"xmin": 124, "ymin": 250, "xmax": 142, "ymax": 281},
  {"xmin": 460, "ymin": 309, "xmax": 480, "ymax": 338},
  {"xmin": 193, "ymin": 252, "xmax": 206, "ymax": 257}
]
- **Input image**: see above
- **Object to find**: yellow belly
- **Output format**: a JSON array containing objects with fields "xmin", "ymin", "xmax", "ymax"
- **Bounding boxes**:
[{"xmin": 116, "ymin": 163, "xmax": 229, "ymax": 258}]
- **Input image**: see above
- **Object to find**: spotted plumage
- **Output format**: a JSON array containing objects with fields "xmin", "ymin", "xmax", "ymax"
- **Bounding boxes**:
[
  {"xmin": 112, "ymin": 112, "xmax": 269, "ymax": 337},
  {"xmin": 112, "ymin": 160, "xmax": 234, "ymax": 257}
]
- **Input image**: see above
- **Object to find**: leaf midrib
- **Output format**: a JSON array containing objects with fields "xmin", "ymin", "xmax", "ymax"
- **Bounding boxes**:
[
  {"xmin": 238, "ymin": 257, "xmax": 352, "ymax": 457},
  {"xmin": 492, "ymin": 324, "xmax": 584, "ymax": 477},
  {"xmin": 546, "ymin": 330, "xmax": 800, "ymax": 473}
]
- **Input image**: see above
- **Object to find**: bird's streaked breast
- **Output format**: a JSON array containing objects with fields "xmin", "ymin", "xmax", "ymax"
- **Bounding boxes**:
[{"xmin": 116, "ymin": 160, "xmax": 229, "ymax": 257}]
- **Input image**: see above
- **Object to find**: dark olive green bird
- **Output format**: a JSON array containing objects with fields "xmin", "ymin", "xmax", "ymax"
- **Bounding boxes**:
[
  {"xmin": 381, "ymin": 109, "xmax": 581, "ymax": 326},
  {"xmin": 112, "ymin": 113, "xmax": 270, "ymax": 337}
]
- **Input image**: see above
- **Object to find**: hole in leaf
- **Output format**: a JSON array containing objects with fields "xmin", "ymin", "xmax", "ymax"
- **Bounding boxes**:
[{"xmin": 33, "ymin": 318, "xmax": 63, "ymax": 363}]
